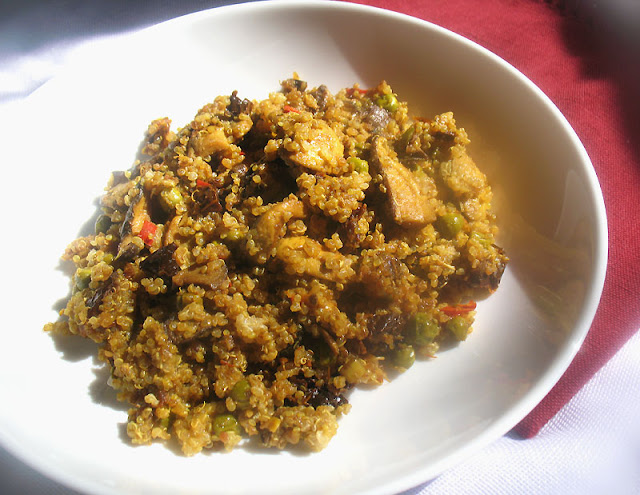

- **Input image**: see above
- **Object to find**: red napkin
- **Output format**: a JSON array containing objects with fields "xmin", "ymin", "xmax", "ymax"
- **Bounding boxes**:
[{"xmin": 347, "ymin": 0, "xmax": 640, "ymax": 436}]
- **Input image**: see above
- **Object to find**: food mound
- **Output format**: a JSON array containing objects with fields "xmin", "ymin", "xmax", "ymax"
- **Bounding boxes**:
[{"xmin": 46, "ymin": 77, "xmax": 507, "ymax": 455}]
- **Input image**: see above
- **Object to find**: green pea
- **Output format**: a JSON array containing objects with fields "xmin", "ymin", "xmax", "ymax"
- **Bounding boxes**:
[
  {"xmin": 212, "ymin": 414, "xmax": 240, "ymax": 436},
  {"xmin": 223, "ymin": 228, "xmax": 244, "ymax": 242},
  {"xmin": 391, "ymin": 344, "xmax": 416, "ymax": 370},
  {"xmin": 375, "ymin": 93, "xmax": 399, "ymax": 112},
  {"xmin": 469, "ymin": 231, "xmax": 493, "ymax": 247},
  {"xmin": 436, "ymin": 211, "xmax": 465, "ymax": 239},
  {"xmin": 398, "ymin": 124, "xmax": 415, "ymax": 151},
  {"xmin": 230, "ymin": 379, "xmax": 251, "ymax": 408},
  {"xmin": 411, "ymin": 312, "xmax": 440, "ymax": 346},
  {"xmin": 95, "ymin": 214, "xmax": 112, "ymax": 234},
  {"xmin": 347, "ymin": 156, "xmax": 369, "ymax": 173},
  {"xmin": 74, "ymin": 267, "xmax": 92, "ymax": 291},
  {"xmin": 310, "ymin": 338, "xmax": 336, "ymax": 368},
  {"xmin": 160, "ymin": 186, "xmax": 184, "ymax": 211},
  {"xmin": 340, "ymin": 357, "xmax": 367, "ymax": 383},
  {"xmin": 446, "ymin": 316, "xmax": 470, "ymax": 341}
]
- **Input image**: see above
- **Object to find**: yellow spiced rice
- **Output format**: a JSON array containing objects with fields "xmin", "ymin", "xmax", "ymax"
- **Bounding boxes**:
[{"xmin": 45, "ymin": 76, "xmax": 507, "ymax": 454}]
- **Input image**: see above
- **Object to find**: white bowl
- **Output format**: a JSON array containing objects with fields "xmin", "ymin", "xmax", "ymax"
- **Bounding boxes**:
[{"xmin": 0, "ymin": 1, "xmax": 607, "ymax": 494}]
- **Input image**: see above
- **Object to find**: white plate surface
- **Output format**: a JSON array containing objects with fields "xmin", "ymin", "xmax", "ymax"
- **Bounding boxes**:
[{"xmin": 0, "ymin": 1, "xmax": 607, "ymax": 494}]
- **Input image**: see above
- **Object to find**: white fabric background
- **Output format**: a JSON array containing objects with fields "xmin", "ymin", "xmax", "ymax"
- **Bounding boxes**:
[{"xmin": 1, "ymin": 2, "xmax": 639, "ymax": 494}]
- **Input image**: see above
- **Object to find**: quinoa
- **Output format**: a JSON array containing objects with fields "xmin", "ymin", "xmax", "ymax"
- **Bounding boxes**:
[{"xmin": 45, "ymin": 76, "xmax": 508, "ymax": 455}]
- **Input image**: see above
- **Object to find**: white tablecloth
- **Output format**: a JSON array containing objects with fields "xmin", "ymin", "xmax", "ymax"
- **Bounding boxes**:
[{"xmin": 1, "ymin": 2, "xmax": 639, "ymax": 494}]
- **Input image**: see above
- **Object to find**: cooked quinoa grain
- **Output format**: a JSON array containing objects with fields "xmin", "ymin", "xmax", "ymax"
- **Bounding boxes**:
[{"xmin": 45, "ymin": 77, "xmax": 507, "ymax": 454}]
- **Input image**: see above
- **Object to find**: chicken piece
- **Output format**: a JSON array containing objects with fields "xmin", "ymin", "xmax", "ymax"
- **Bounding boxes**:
[
  {"xmin": 190, "ymin": 126, "xmax": 232, "ymax": 158},
  {"xmin": 163, "ymin": 214, "xmax": 183, "ymax": 246},
  {"xmin": 281, "ymin": 119, "xmax": 348, "ymax": 175},
  {"xmin": 369, "ymin": 136, "xmax": 436, "ymax": 227},
  {"xmin": 440, "ymin": 145, "xmax": 487, "ymax": 197},
  {"xmin": 275, "ymin": 237, "xmax": 355, "ymax": 284}
]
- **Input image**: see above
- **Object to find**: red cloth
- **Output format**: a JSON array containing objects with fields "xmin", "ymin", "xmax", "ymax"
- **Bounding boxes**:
[{"xmin": 346, "ymin": 0, "xmax": 640, "ymax": 436}]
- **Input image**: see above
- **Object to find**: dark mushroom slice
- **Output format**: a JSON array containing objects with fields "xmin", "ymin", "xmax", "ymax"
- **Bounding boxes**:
[
  {"xmin": 309, "ymin": 84, "xmax": 331, "ymax": 112},
  {"xmin": 281, "ymin": 77, "xmax": 308, "ymax": 92},
  {"xmin": 360, "ymin": 102, "xmax": 391, "ymax": 133},
  {"xmin": 140, "ymin": 243, "xmax": 180, "ymax": 280},
  {"xmin": 227, "ymin": 90, "xmax": 253, "ymax": 117},
  {"xmin": 113, "ymin": 190, "xmax": 150, "ymax": 264}
]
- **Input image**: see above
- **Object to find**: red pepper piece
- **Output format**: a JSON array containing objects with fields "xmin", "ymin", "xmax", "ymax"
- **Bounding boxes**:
[
  {"xmin": 283, "ymin": 104, "xmax": 300, "ymax": 113},
  {"xmin": 139, "ymin": 220, "xmax": 157, "ymax": 246},
  {"xmin": 441, "ymin": 301, "xmax": 477, "ymax": 316},
  {"xmin": 346, "ymin": 87, "xmax": 368, "ymax": 97},
  {"xmin": 196, "ymin": 179, "xmax": 210, "ymax": 188}
]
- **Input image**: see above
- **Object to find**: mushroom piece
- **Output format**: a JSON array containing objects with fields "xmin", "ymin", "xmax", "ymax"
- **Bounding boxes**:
[
  {"xmin": 250, "ymin": 195, "xmax": 306, "ymax": 259},
  {"xmin": 119, "ymin": 190, "xmax": 150, "ymax": 238},
  {"xmin": 114, "ymin": 191, "xmax": 150, "ymax": 263},
  {"xmin": 369, "ymin": 136, "xmax": 436, "ymax": 227},
  {"xmin": 360, "ymin": 103, "xmax": 390, "ymax": 133},
  {"xmin": 172, "ymin": 259, "xmax": 228, "ymax": 290},
  {"xmin": 140, "ymin": 243, "xmax": 180, "ymax": 279}
]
